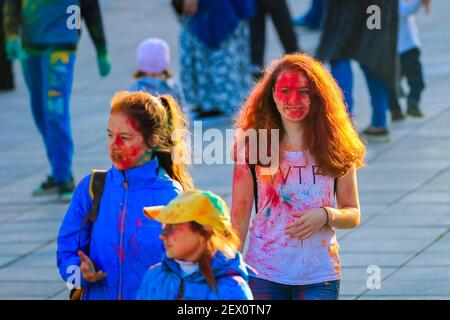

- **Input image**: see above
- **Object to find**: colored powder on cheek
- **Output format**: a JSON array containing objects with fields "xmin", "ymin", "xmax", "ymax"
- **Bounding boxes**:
[
  {"xmin": 116, "ymin": 146, "xmax": 144, "ymax": 169},
  {"xmin": 286, "ymin": 108, "xmax": 306, "ymax": 119},
  {"xmin": 274, "ymin": 70, "xmax": 306, "ymax": 106},
  {"xmin": 113, "ymin": 135, "xmax": 125, "ymax": 146}
]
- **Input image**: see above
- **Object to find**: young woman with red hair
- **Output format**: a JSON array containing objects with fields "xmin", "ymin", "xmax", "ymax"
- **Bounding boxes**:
[{"xmin": 231, "ymin": 54, "xmax": 366, "ymax": 300}]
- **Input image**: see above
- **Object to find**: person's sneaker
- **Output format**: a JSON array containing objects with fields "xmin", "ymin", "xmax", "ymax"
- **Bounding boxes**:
[
  {"xmin": 361, "ymin": 126, "xmax": 391, "ymax": 142},
  {"xmin": 32, "ymin": 176, "xmax": 59, "ymax": 196},
  {"xmin": 391, "ymin": 109, "xmax": 406, "ymax": 122},
  {"xmin": 407, "ymin": 104, "xmax": 424, "ymax": 118},
  {"xmin": 58, "ymin": 178, "xmax": 76, "ymax": 203}
]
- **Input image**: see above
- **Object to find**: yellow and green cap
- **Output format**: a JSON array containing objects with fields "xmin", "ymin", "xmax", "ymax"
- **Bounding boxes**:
[{"xmin": 143, "ymin": 190, "xmax": 231, "ymax": 234}]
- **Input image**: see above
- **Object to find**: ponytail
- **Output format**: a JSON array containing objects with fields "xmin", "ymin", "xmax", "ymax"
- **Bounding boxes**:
[{"xmin": 157, "ymin": 95, "xmax": 194, "ymax": 191}]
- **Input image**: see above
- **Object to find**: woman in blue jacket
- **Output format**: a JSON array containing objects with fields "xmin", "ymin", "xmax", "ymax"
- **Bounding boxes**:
[
  {"xmin": 57, "ymin": 91, "xmax": 193, "ymax": 300},
  {"xmin": 137, "ymin": 190, "xmax": 254, "ymax": 300}
]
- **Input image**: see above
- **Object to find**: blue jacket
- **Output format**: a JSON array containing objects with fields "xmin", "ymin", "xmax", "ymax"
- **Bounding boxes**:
[
  {"xmin": 129, "ymin": 77, "xmax": 182, "ymax": 104},
  {"xmin": 136, "ymin": 251, "xmax": 254, "ymax": 300},
  {"xmin": 187, "ymin": 0, "xmax": 255, "ymax": 49},
  {"xmin": 57, "ymin": 158, "xmax": 182, "ymax": 300},
  {"xmin": 4, "ymin": 0, "xmax": 107, "ymax": 52}
]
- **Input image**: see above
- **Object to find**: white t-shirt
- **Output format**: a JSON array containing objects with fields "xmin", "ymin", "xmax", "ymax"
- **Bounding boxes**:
[
  {"xmin": 244, "ymin": 151, "xmax": 341, "ymax": 285},
  {"xmin": 398, "ymin": 0, "xmax": 422, "ymax": 53},
  {"xmin": 175, "ymin": 259, "xmax": 199, "ymax": 277}
]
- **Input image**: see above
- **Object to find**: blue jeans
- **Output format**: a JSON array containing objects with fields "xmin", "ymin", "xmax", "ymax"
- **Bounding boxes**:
[
  {"xmin": 21, "ymin": 51, "xmax": 76, "ymax": 182},
  {"xmin": 249, "ymin": 276, "xmax": 340, "ymax": 300},
  {"xmin": 331, "ymin": 59, "xmax": 389, "ymax": 128}
]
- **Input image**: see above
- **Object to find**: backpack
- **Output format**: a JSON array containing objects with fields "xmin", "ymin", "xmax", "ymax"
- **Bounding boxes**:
[{"xmin": 70, "ymin": 169, "xmax": 107, "ymax": 300}]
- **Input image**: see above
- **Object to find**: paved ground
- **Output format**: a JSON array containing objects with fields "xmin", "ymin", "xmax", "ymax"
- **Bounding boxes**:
[{"xmin": 0, "ymin": 0, "xmax": 449, "ymax": 300}]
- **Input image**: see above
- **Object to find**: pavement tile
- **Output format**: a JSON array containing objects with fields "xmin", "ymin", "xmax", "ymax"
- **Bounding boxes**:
[
  {"xmin": 0, "ymin": 0, "xmax": 449, "ymax": 300},
  {"xmin": 0, "ymin": 281, "xmax": 66, "ymax": 298}
]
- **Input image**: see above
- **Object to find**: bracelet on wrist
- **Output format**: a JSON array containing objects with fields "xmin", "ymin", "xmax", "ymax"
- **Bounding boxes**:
[{"xmin": 321, "ymin": 206, "xmax": 330, "ymax": 226}]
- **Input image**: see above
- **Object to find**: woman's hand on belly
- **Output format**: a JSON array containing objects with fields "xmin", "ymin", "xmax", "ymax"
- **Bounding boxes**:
[{"xmin": 284, "ymin": 208, "xmax": 328, "ymax": 240}]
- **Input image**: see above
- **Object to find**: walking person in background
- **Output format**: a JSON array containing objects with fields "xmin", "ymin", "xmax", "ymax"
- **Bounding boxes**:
[
  {"xmin": 316, "ymin": 0, "xmax": 399, "ymax": 142},
  {"xmin": 0, "ymin": 0, "xmax": 14, "ymax": 91},
  {"xmin": 174, "ymin": 0, "xmax": 255, "ymax": 119},
  {"xmin": 231, "ymin": 54, "xmax": 366, "ymax": 300},
  {"xmin": 57, "ymin": 91, "xmax": 193, "ymax": 300},
  {"xmin": 138, "ymin": 190, "xmax": 254, "ymax": 300},
  {"xmin": 130, "ymin": 37, "xmax": 182, "ymax": 104},
  {"xmin": 250, "ymin": 0, "xmax": 301, "ymax": 79},
  {"xmin": 3, "ymin": 0, "xmax": 111, "ymax": 201},
  {"xmin": 389, "ymin": 0, "xmax": 430, "ymax": 121}
]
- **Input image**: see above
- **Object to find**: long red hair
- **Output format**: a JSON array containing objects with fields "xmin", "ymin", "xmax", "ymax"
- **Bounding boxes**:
[{"xmin": 234, "ymin": 53, "xmax": 366, "ymax": 177}]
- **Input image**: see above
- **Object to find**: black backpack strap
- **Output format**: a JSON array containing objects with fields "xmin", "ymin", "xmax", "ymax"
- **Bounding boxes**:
[
  {"xmin": 334, "ymin": 177, "xmax": 337, "ymax": 196},
  {"xmin": 249, "ymin": 164, "xmax": 258, "ymax": 214},
  {"xmin": 87, "ymin": 169, "xmax": 107, "ymax": 223},
  {"xmin": 77, "ymin": 170, "xmax": 107, "ymax": 252}
]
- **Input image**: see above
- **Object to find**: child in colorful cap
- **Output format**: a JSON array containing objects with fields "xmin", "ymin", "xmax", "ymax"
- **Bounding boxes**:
[
  {"xmin": 137, "ymin": 190, "xmax": 255, "ymax": 300},
  {"xmin": 130, "ymin": 37, "xmax": 182, "ymax": 104}
]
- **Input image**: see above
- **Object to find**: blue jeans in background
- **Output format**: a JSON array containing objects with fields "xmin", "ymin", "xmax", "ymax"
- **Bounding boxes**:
[
  {"xmin": 249, "ymin": 276, "xmax": 340, "ymax": 300},
  {"xmin": 21, "ymin": 50, "xmax": 76, "ymax": 183},
  {"xmin": 331, "ymin": 59, "xmax": 389, "ymax": 129}
]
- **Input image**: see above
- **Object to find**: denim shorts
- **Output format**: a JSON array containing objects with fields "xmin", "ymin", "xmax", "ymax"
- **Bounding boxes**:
[{"xmin": 249, "ymin": 276, "xmax": 340, "ymax": 300}]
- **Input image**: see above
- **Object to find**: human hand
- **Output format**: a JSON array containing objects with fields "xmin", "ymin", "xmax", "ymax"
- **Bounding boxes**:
[
  {"xmin": 78, "ymin": 250, "xmax": 107, "ymax": 283},
  {"xmin": 285, "ymin": 208, "xmax": 328, "ymax": 240},
  {"xmin": 183, "ymin": 0, "xmax": 199, "ymax": 15},
  {"xmin": 422, "ymin": 0, "xmax": 431, "ymax": 14},
  {"xmin": 97, "ymin": 52, "xmax": 111, "ymax": 77}
]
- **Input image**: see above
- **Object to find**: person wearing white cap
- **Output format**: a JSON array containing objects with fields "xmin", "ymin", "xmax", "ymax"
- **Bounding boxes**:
[{"xmin": 130, "ymin": 38, "xmax": 182, "ymax": 104}]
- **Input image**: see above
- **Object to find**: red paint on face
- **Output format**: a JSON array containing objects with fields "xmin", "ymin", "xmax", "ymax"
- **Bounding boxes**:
[
  {"xmin": 274, "ymin": 69, "xmax": 311, "ymax": 121},
  {"xmin": 108, "ymin": 112, "xmax": 149, "ymax": 170},
  {"xmin": 112, "ymin": 135, "xmax": 125, "ymax": 147},
  {"xmin": 128, "ymin": 118, "xmax": 137, "ymax": 130}
]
